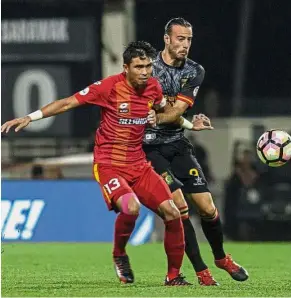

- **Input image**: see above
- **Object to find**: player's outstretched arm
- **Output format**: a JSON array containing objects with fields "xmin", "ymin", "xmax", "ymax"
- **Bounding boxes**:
[{"xmin": 1, "ymin": 95, "xmax": 80, "ymax": 133}]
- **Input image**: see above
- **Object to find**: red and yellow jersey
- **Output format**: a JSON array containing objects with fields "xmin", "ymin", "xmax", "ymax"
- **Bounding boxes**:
[{"xmin": 75, "ymin": 73, "xmax": 163, "ymax": 166}]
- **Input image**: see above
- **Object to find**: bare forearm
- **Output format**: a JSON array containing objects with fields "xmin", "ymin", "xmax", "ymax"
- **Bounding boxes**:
[
  {"xmin": 41, "ymin": 96, "xmax": 78, "ymax": 118},
  {"xmin": 1, "ymin": 95, "xmax": 81, "ymax": 133},
  {"xmin": 156, "ymin": 109, "xmax": 182, "ymax": 125},
  {"xmin": 156, "ymin": 99, "xmax": 188, "ymax": 125}
]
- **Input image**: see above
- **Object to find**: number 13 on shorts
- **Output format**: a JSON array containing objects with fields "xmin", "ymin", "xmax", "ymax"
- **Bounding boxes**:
[
  {"xmin": 94, "ymin": 164, "xmax": 121, "ymax": 195},
  {"xmin": 104, "ymin": 178, "xmax": 120, "ymax": 194},
  {"xmin": 93, "ymin": 163, "xmax": 130, "ymax": 210}
]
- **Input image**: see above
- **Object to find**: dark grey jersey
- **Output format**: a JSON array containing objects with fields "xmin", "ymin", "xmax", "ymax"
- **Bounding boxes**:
[{"xmin": 143, "ymin": 52, "xmax": 205, "ymax": 145}]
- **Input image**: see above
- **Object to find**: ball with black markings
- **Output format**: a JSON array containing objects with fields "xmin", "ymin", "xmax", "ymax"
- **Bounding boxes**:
[{"xmin": 256, "ymin": 130, "xmax": 291, "ymax": 167}]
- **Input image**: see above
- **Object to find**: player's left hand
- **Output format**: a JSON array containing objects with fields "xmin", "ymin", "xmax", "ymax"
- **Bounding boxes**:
[
  {"xmin": 192, "ymin": 114, "xmax": 214, "ymax": 131},
  {"xmin": 147, "ymin": 109, "xmax": 157, "ymax": 127}
]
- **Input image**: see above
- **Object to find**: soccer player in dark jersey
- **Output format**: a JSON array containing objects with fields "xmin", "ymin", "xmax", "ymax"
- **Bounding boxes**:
[
  {"xmin": 143, "ymin": 18, "xmax": 249, "ymax": 285},
  {"xmin": 1, "ymin": 41, "xmax": 191, "ymax": 286}
]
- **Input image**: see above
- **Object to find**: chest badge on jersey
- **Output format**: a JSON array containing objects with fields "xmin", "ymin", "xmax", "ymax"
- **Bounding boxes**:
[
  {"xmin": 165, "ymin": 95, "xmax": 176, "ymax": 107},
  {"xmin": 119, "ymin": 103, "xmax": 129, "ymax": 113},
  {"xmin": 148, "ymin": 100, "xmax": 154, "ymax": 110},
  {"xmin": 181, "ymin": 78, "xmax": 188, "ymax": 88}
]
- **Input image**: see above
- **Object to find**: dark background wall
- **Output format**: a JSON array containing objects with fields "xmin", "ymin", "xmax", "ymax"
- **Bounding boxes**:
[
  {"xmin": 2, "ymin": 0, "xmax": 104, "ymax": 137},
  {"xmin": 135, "ymin": 0, "xmax": 291, "ymax": 116}
]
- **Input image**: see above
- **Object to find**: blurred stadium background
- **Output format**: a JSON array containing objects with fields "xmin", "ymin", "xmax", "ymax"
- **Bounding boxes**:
[{"xmin": 1, "ymin": 0, "xmax": 291, "ymax": 295}]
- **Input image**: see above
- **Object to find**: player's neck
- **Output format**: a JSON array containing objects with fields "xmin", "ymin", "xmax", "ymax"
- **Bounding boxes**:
[{"xmin": 161, "ymin": 50, "xmax": 183, "ymax": 67}]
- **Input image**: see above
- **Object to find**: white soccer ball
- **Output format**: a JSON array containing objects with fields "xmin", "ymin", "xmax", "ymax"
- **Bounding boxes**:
[{"xmin": 256, "ymin": 130, "xmax": 291, "ymax": 167}]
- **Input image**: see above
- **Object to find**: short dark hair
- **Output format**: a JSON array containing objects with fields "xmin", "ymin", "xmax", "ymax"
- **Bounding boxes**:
[
  {"xmin": 123, "ymin": 41, "xmax": 157, "ymax": 65},
  {"xmin": 164, "ymin": 17, "xmax": 192, "ymax": 35}
]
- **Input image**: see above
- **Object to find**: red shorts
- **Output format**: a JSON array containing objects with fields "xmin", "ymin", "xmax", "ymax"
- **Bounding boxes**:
[{"xmin": 93, "ymin": 161, "xmax": 172, "ymax": 212}]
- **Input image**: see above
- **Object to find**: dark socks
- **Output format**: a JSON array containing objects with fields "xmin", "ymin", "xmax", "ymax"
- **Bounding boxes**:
[
  {"xmin": 182, "ymin": 216, "xmax": 208, "ymax": 272},
  {"xmin": 200, "ymin": 208, "xmax": 226, "ymax": 260}
]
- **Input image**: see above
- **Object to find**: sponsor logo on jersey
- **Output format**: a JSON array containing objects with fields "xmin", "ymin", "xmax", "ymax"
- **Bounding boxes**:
[
  {"xmin": 193, "ymin": 86, "xmax": 200, "ymax": 97},
  {"xmin": 79, "ymin": 87, "xmax": 89, "ymax": 95},
  {"xmin": 119, "ymin": 117, "xmax": 147, "ymax": 125},
  {"xmin": 119, "ymin": 103, "xmax": 129, "ymax": 113}
]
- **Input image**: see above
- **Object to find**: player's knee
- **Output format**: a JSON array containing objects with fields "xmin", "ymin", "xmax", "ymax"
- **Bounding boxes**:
[
  {"xmin": 171, "ymin": 189, "xmax": 189, "ymax": 218},
  {"xmin": 172, "ymin": 188, "xmax": 187, "ymax": 208},
  {"xmin": 127, "ymin": 199, "xmax": 140, "ymax": 215},
  {"xmin": 119, "ymin": 193, "xmax": 140, "ymax": 215},
  {"xmin": 199, "ymin": 204, "xmax": 216, "ymax": 218},
  {"xmin": 167, "ymin": 206, "xmax": 181, "ymax": 220},
  {"xmin": 191, "ymin": 192, "xmax": 216, "ymax": 217},
  {"xmin": 159, "ymin": 200, "xmax": 181, "ymax": 221}
]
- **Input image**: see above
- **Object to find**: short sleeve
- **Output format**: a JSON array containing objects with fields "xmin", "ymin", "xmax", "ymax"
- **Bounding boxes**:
[
  {"xmin": 74, "ymin": 78, "xmax": 113, "ymax": 107},
  {"xmin": 177, "ymin": 65, "xmax": 205, "ymax": 108}
]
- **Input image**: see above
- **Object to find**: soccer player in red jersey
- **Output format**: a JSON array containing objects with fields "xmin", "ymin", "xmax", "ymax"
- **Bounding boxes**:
[{"xmin": 1, "ymin": 41, "xmax": 191, "ymax": 286}]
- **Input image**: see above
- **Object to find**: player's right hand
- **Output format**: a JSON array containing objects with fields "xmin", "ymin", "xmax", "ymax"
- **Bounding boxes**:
[
  {"xmin": 1, "ymin": 116, "xmax": 32, "ymax": 133},
  {"xmin": 147, "ymin": 109, "xmax": 157, "ymax": 127}
]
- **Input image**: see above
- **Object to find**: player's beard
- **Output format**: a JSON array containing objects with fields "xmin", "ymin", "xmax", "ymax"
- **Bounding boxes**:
[
  {"xmin": 133, "ymin": 79, "xmax": 147, "ymax": 90},
  {"xmin": 168, "ymin": 46, "xmax": 186, "ymax": 66},
  {"xmin": 137, "ymin": 82, "xmax": 147, "ymax": 90}
]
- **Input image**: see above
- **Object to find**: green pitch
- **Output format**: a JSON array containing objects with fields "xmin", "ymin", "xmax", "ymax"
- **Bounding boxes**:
[{"xmin": 2, "ymin": 242, "xmax": 291, "ymax": 297}]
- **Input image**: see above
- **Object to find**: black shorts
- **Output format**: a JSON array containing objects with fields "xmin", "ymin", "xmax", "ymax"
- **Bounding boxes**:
[{"xmin": 143, "ymin": 137, "xmax": 209, "ymax": 194}]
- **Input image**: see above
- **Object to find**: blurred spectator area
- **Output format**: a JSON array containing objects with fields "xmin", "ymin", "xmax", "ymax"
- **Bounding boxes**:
[
  {"xmin": 223, "ymin": 138, "xmax": 291, "ymax": 241},
  {"xmin": 1, "ymin": 136, "xmax": 93, "ymax": 180}
]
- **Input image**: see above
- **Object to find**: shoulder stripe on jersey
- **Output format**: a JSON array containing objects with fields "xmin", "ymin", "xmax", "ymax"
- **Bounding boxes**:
[{"xmin": 177, "ymin": 94, "xmax": 194, "ymax": 106}]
